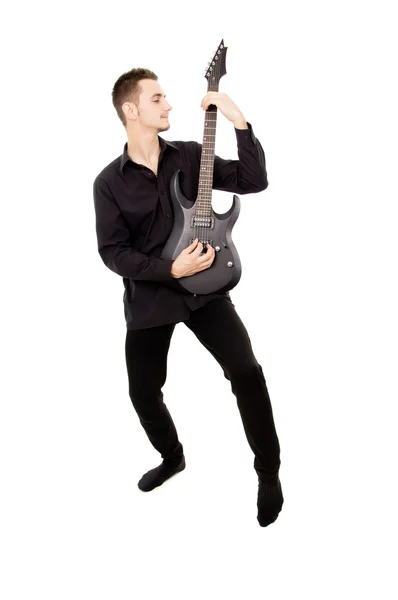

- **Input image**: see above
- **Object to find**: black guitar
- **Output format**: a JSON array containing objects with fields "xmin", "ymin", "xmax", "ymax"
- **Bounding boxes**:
[{"xmin": 161, "ymin": 39, "xmax": 242, "ymax": 295}]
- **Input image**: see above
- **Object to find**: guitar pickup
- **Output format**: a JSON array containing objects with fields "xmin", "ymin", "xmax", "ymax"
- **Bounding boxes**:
[{"xmin": 191, "ymin": 216, "xmax": 214, "ymax": 229}]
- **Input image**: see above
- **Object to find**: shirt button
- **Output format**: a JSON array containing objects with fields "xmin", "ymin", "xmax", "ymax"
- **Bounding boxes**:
[
  {"xmin": 160, "ymin": 190, "xmax": 165, "ymax": 195},
  {"xmin": 193, "ymin": 294, "xmax": 197, "ymax": 297},
  {"xmin": 166, "ymin": 213, "xmax": 170, "ymax": 217}
]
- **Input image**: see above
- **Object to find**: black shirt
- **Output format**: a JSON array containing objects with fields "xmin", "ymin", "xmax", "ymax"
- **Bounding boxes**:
[{"xmin": 93, "ymin": 122, "xmax": 268, "ymax": 330}]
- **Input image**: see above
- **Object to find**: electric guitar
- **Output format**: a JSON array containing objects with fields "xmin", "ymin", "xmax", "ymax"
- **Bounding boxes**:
[{"xmin": 161, "ymin": 39, "xmax": 242, "ymax": 295}]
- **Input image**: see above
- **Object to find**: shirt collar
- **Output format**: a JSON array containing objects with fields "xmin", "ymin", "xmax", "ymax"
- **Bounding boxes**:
[{"xmin": 120, "ymin": 135, "xmax": 178, "ymax": 172}]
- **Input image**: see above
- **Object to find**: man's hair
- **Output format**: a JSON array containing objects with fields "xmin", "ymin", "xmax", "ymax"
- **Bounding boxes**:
[{"xmin": 112, "ymin": 68, "xmax": 158, "ymax": 127}]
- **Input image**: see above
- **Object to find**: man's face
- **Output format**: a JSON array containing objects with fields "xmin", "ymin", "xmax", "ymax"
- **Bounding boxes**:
[{"xmin": 129, "ymin": 79, "xmax": 173, "ymax": 132}]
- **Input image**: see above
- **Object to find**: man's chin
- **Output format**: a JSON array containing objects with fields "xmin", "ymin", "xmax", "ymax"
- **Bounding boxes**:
[{"xmin": 159, "ymin": 122, "xmax": 170, "ymax": 132}]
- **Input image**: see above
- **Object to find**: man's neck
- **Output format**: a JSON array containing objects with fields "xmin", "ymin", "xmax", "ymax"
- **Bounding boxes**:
[{"xmin": 127, "ymin": 129, "xmax": 161, "ymax": 165}]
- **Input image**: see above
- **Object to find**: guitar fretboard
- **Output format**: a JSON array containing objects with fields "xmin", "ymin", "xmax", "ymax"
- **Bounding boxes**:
[{"xmin": 196, "ymin": 83, "xmax": 219, "ymax": 217}]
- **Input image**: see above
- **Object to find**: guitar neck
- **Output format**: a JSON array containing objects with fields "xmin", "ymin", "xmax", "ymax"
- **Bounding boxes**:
[{"xmin": 196, "ymin": 82, "xmax": 219, "ymax": 216}]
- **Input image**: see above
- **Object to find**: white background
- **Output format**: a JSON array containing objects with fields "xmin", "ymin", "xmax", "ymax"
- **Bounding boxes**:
[{"xmin": 1, "ymin": 0, "xmax": 397, "ymax": 598}]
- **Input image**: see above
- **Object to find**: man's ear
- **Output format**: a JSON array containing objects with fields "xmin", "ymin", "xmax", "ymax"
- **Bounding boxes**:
[{"xmin": 123, "ymin": 102, "xmax": 137, "ymax": 121}]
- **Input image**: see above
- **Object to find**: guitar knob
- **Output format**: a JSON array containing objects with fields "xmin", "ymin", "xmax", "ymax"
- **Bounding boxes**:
[
  {"xmin": 227, "ymin": 262, "xmax": 233, "ymax": 267},
  {"xmin": 215, "ymin": 246, "xmax": 220, "ymax": 252}
]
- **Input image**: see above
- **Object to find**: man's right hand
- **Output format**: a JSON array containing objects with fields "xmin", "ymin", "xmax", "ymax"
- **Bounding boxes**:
[{"xmin": 171, "ymin": 238, "xmax": 216, "ymax": 279}]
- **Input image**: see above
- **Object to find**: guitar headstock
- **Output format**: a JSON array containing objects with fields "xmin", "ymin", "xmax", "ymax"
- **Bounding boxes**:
[{"xmin": 203, "ymin": 39, "xmax": 227, "ymax": 84}]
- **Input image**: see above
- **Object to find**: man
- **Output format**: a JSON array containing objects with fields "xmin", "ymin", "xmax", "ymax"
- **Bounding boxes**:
[{"xmin": 93, "ymin": 67, "xmax": 284, "ymax": 527}]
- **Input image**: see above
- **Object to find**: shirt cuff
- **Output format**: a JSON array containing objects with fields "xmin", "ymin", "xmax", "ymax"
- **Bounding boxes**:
[
  {"xmin": 154, "ymin": 258, "xmax": 175, "ymax": 280},
  {"xmin": 234, "ymin": 121, "xmax": 257, "ymax": 146}
]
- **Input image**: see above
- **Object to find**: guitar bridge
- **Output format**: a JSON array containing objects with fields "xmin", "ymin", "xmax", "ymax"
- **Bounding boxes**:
[{"xmin": 189, "ymin": 238, "xmax": 214, "ymax": 248}]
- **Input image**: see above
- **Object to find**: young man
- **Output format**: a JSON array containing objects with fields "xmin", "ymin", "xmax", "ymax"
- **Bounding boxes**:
[{"xmin": 93, "ymin": 68, "xmax": 284, "ymax": 527}]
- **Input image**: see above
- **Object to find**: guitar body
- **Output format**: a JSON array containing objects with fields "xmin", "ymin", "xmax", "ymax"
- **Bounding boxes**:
[{"xmin": 161, "ymin": 169, "xmax": 242, "ymax": 294}]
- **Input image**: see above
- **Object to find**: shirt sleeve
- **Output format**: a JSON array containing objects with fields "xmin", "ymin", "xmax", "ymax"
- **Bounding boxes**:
[
  {"xmin": 195, "ymin": 122, "xmax": 268, "ymax": 194},
  {"xmin": 93, "ymin": 175, "xmax": 175, "ymax": 281}
]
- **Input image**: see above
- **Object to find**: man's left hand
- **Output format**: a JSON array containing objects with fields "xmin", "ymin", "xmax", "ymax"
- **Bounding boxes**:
[{"xmin": 200, "ymin": 92, "xmax": 247, "ymax": 129}]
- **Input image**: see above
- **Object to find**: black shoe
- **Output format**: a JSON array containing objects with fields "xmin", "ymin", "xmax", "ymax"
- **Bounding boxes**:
[
  {"xmin": 257, "ymin": 474, "xmax": 284, "ymax": 527},
  {"xmin": 138, "ymin": 456, "xmax": 186, "ymax": 492}
]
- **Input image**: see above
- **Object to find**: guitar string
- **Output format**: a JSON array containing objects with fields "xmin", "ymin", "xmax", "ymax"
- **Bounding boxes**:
[
  {"xmin": 200, "ymin": 58, "xmax": 218, "ymax": 255},
  {"xmin": 197, "ymin": 72, "xmax": 205, "ymax": 250},
  {"xmin": 198, "ymin": 63, "xmax": 205, "ymax": 249},
  {"xmin": 200, "ymin": 69, "xmax": 208, "ymax": 249},
  {"xmin": 207, "ymin": 63, "xmax": 216, "ymax": 250}
]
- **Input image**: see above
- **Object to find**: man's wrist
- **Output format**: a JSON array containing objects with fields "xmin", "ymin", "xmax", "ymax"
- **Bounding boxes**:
[{"xmin": 233, "ymin": 115, "xmax": 248, "ymax": 129}]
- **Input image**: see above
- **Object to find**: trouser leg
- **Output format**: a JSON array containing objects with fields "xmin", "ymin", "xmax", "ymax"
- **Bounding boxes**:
[
  {"xmin": 184, "ymin": 297, "xmax": 281, "ymax": 483},
  {"xmin": 125, "ymin": 323, "xmax": 184, "ymax": 461}
]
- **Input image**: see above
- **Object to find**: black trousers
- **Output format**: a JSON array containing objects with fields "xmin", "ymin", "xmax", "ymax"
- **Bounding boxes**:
[{"xmin": 125, "ymin": 296, "xmax": 281, "ymax": 483}]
